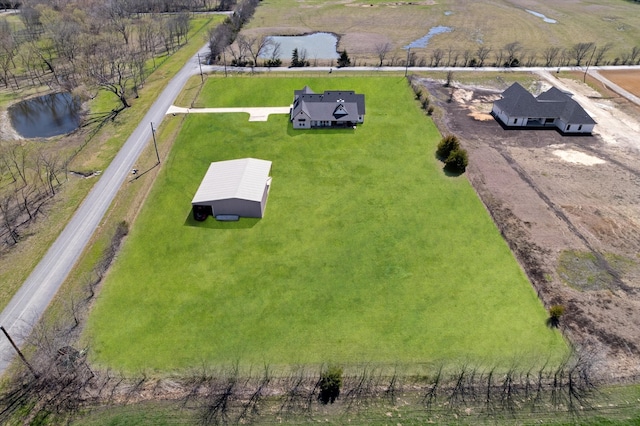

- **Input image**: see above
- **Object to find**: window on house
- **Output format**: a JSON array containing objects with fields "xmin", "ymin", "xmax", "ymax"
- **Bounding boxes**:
[
  {"xmin": 298, "ymin": 118, "xmax": 306, "ymax": 122},
  {"xmin": 514, "ymin": 118, "xmax": 518, "ymax": 124},
  {"xmin": 578, "ymin": 125, "xmax": 582, "ymax": 131},
  {"xmin": 567, "ymin": 125, "xmax": 571, "ymax": 130}
]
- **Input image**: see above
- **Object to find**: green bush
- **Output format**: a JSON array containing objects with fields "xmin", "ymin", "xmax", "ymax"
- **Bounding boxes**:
[
  {"xmin": 444, "ymin": 148, "xmax": 469, "ymax": 173},
  {"xmin": 436, "ymin": 134, "xmax": 460, "ymax": 160},
  {"xmin": 548, "ymin": 305, "xmax": 565, "ymax": 328},
  {"xmin": 318, "ymin": 365, "xmax": 343, "ymax": 404}
]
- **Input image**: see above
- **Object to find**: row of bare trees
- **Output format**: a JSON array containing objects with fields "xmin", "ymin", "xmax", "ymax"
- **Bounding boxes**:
[
  {"xmin": 0, "ymin": 142, "xmax": 64, "ymax": 247},
  {"xmin": 377, "ymin": 41, "xmax": 637, "ymax": 69},
  {"xmin": 206, "ymin": 0, "xmax": 260, "ymax": 64},
  {"xmin": 0, "ymin": 352, "xmax": 600, "ymax": 424}
]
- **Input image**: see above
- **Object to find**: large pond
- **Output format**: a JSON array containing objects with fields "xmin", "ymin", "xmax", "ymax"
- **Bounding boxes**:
[
  {"xmin": 405, "ymin": 26, "xmax": 453, "ymax": 49},
  {"xmin": 9, "ymin": 92, "xmax": 82, "ymax": 138},
  {"xmin": 260, "ymin": 32, "xmax": 340, "ymax": 60}
]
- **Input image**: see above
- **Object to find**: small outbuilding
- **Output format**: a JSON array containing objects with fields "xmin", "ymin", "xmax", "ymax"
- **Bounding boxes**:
[
  {"xmin": 492, "ymin": 82, "xmax": 596, "ymax": 134},
  {"xmin": 290, "ymin": 86, "xmax": 365, "ymax": 129},
  {"xmin": 191, "ymin": 158, "xmax": 272, "ymax": 221}
]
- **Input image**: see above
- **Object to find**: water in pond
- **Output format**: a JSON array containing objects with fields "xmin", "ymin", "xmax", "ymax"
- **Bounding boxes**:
[
  {"xmin": 260, "ymin": 32, "xmax": 340, "ymax": 60},
  {"xmin": 526, "ymin": 9, "xmax": 557, "ymax": 24},
  {"xmin": 9, "ymin": 92, "xmax": 82, "ymax": 138},
  {"xmin": 404, "ymin": 26, "xmax": 452, "ymax": 49}
]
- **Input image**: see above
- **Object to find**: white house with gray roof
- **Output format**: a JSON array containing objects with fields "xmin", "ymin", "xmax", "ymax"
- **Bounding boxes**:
[
  {"xmin": 290, "ymin": 86, "xmax": 365, "ymax": 129},
  {"xmin": 191, "ymin": 158, "xmax": 272, "ymax": 220},
  {"xmin": 492, "ymin": 82, "xmax": 596, "ymax": 134}
]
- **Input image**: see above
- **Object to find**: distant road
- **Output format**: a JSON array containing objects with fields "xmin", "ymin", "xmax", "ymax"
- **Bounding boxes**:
[
  {"xmin": 0, "ymin": 44, "xmax": 210, "ymax": 375},
  {"xmin": 1, "ymin": 55, "xmax": 638, "ymax": 375}
]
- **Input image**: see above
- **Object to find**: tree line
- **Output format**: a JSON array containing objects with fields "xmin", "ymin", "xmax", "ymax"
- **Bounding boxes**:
[
  {"xmin": 210, "ymin": 36, "xmax": 640, "ymax": 69},
  {"xmin": 372, "ymin": 41, "xmax": 637, "ymax": 68}
]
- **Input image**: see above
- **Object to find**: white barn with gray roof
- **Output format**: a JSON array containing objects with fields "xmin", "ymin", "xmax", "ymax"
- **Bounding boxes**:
[
  {"xmin": 191, "ymin": 158, "xmax": 272, "ymax": 220},
  {"xmin": 290, "ymin": 86, "xmax": 365, "ymax": 129},
  {"xmin": 492, "ymin": 82, "xmax": 596, "ymax": 134}
]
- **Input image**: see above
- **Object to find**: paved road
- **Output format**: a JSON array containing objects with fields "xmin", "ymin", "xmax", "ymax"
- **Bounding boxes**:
[
  {"xmin": 0, "ymin": 44, "xmax": 210, "ymax": 374},
  {"xmin": 1, "ymin": 56, "xmax": 638, "ymax": 375}
]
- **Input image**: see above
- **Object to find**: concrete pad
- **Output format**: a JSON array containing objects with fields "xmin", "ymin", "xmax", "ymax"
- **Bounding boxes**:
[{"xmin": 166, "ymin": 105, "xmax": 291, "ymax": 121}]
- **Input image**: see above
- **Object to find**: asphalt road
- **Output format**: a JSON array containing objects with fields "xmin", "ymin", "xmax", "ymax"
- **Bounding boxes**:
[
  {"xmin": 0, "ymin": 54, "xmax": 638, "ymax": 376},
  {"xmin": 0, "ymin": 44, "xmax": 210, "ymax": 375}
]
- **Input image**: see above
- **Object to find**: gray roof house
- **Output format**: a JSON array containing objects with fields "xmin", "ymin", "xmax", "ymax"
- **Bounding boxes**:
[
  {"xmin": 290, "ymin": 86, "xmax": 365, "ymax": 129},
  {"xmin": 492, "ymin": 82, "xmax": 596, "ymax": 134},
  {"xmin": 191, "ymin": 158, "xmax": 272, "ymax": 221}
]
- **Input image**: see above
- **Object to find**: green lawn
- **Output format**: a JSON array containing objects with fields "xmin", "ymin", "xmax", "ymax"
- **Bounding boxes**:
[{"xmin": 84, "ymin": 76, "xmax": 567, "ymax": 373}]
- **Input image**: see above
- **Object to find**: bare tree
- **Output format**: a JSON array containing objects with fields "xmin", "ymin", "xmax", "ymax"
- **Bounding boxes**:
[
  {"xmin": 241, "ymin": 34, "xmax": 270, "ymax": 67},
  {"xmin": 462, "ymin": 49, "xmax": 471, "ymax": 67},
  {"xmin": 543, "ymin": 46, "xmax": 560, "ymax": 67},
  {"xmin": 83, "ymin": 36, "xmax": 133, "ymax": 111},
  {"xmin": 0, "ymin": 193, "xmax": 19, "ymax": 244},
  {"xmin": 493, "ymin": 48, "xmax": 504, "ymax": 67},
  {"xmin": 207, "ymin": 23, "xmax": 232, "ymax": 63},
  {"xmin": 629, "ymin": 46, "xmax": 640, "ymax": 65},
  {"xmin": 571, "ymin": 42, "xmax": 595, "ymax": 66},
  {"xmin": 446, "ymin": 47, "xmax": 459, "ymax": 67},
  {"xmin": 476, "ymin": 46, "xmax": 491, "ymax": 67},
  {"xmin": 430, "ymin": 48, "xmax": 444, "ymax": 67},
  {"xmin": 504, "ymin": 41, "xmax": 522, "ymax": 67},
  {"xmin": 226, "ymin": 38, "xmax": 250, "ymax": 66},
  {"xmin": 593, "ymin": 43, "xmax": 612, "ymax": 66},
  {"xmin": 137, "ymin": 16, "xmax": 160, "ymax": 56},
  {"xmin": 101, "ymin": 0, "xmax": 132, "ymax": 45},
  {"xmin": 524, "ymin": 50, "xmax": 538, "ymax": 67},
  {"xmin": 374, "ymin": 42, "xmax": 391, "ymax": 67}
]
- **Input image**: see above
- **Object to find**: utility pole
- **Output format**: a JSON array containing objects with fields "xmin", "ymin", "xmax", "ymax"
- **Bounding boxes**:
[
  {"xmin": 150, "ymin": 122, "xmax": 160, "ymax": 165},
  {"xmin": 197, "ymin": 53, "xmax": 204, "ymax": 83},
  {"xmin": 1, "ymin": 326, "xmax": 38, "ymax": 378},
  {"xmin": 584, "ymin": 44, "xmax": 596, "ymax": 83},
  {"xmin": 405, "ymin": 48, "xmax": 411, "ymax": 77},
  {"xmin": 223, "ymin": 48, "xmax": 228, "ymax": 77}
]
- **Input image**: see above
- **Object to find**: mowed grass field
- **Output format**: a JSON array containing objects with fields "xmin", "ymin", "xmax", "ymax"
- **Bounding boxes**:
[
  {"xmin": 245, "ymin": 0, "xmax": 640, "ymax": 65},
  {"xmin": 83, "ymin": 76, "xmax": 567, "ymax": 372}
]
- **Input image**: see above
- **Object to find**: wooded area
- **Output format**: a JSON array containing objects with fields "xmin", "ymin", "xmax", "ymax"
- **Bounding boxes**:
[{"xmin": 0, "ymin": 0, "xmax": 232, "ymax": 253}]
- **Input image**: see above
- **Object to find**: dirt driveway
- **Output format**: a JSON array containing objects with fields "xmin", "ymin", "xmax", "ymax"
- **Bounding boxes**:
[{"xmin": 417, "ymin": 72, "xmax": 640, "ymax": 380}]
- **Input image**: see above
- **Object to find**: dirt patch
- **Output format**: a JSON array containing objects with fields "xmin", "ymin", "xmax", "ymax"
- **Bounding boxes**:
[
  {"xmin": 418, "ymin": 74, "xmax": 640, "ymax": 380},
  {"xmin": 600, "ymin": 69, "xmax": 640, "ymax": 97}
]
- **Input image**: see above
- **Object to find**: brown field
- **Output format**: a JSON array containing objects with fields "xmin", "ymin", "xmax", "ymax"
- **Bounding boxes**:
[
  {"xmin": 246, "ymin": 0, "xmax": 640, "ymax": 66},
  {"xmin": 600, "ymin": 69, "xmax": 640, "ymax": 97}
]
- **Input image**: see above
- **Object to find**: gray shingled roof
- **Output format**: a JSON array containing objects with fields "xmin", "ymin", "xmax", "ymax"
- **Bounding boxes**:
[
  {"xmin": 292, "ymin": 88, "xmax": 365, "ymax": 122},
  {"xmin": 192, "ymin": 158, "xmax": 272, "ymax": 204},
  {"xmin": 495, "ymin": 82, "xmax": 596, "ymax": 125}
]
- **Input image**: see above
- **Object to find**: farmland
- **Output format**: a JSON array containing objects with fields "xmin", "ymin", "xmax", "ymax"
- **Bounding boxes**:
[
  {"xmin": 83, "ymin": 76, "xmax": 566, "ymax": 372},
  {"xmin": 244, "ymin": 0, "xmax": 640, "ymax": 66}
]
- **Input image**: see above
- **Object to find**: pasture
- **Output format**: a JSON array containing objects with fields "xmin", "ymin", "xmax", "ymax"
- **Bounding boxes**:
[
  {"xmin": 244, "ymin": 0, "xmax": 640, "ymax": 66},
  {"xmin": 83, "ymin": 76, "xmax": 567, "ymax": 373}
]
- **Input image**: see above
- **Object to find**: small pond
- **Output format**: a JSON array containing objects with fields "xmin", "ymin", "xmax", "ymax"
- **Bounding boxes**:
[
  {"xmin": 404, "ymin": 26, "xmax": 452, "ymax": 49},
  {"xmin": 260, "ymin": 32, "xmax": 340, "ymax": 60},
  {"xmin": 9, "ymin": 92, "xmax": 82, "ymax": 138},
  {"xmin": 526, "ymin": 9, "xmax": 557, "ymax": 24}
]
